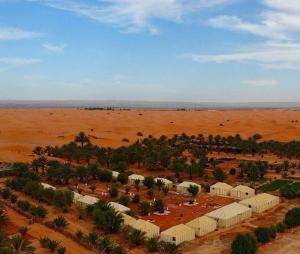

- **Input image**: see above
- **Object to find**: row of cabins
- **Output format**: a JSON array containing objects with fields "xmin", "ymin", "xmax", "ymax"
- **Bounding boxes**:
[{"xmin": 164, "ymin": 193, "xmax": 280, "ymax": 245}]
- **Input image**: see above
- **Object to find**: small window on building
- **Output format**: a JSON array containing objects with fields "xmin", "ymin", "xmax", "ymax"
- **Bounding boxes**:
[
  {"xmin": 172, "ymin": 237, "xmax": 176, "ymax": 242},
  {"xmin": 249, "ymin": 205, "xmax": 252, "ymax": 208},
  {"xmin": 246, "ymin": 192, "xmax": 248, "ymax": 195}
]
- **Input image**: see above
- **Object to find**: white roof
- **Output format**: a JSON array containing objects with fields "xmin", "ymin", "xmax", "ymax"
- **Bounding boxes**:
[
  {"xmin": 76, "ymin": 195, "xmax": 99, "ymax": 206},
  {"xmin": 132, "ymin": 219, "xmax": 160, "ymax": 233},
  {"xmin": 186, "ymin": 216, "xmax": 216, "ymax": 228},
  {"xmin": 162, "ymin": 224, "xmax": 194, "ymax": 237},
  {"xmin": 41, "ymin": 183, "xmax": 56, "ymax": 190},
  {"xmin": 154, "ymin": 177, "xmax": 172, "ymax": 185},
  {"xmin": 232, "ymin": 185, "xmax": 254, "ymax": 193},
  {"xmin": 112, "ymin": 171, "xmax": 120, "ymax": 177},
  {"xmin": 178, "ymin": 181, "xmax": 201, "ymax": 188},
  {"xmin": 122, "ymin": 213, "xmax": 136, "ymax": 226},
  {"xmin": 73, "ymin": 191, "xmax": 84, "ymax": 201},
  {"xmin": 211, "ymin": 182, "xmax": 232, "ymax": 190},
  {"xmin": 240, "ymin": 193, "xmax": 279, "ymax": 206},
  {"xmin": 129, "ymin": 174, "xmax": 145, "ymax": 181},
  {"xmin": 108, "ymin": 202, "xmax": 130, "ymax": 213},
  {"xmin": 206, "ymin": 202, "xmax": 251, "ymax": 220}
]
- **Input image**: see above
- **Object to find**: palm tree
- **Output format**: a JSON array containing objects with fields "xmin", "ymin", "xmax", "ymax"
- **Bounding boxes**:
[
  {"xmin": 129, "ymin": 229, "xmax": 146, "ymax": 246},
  {"xmin": 74, "ymin": 132, "xmax": 90, "ymax": 148},
  {"xmin": 10, "ymin": 227, "xmax": 35, "ymax": 254}
]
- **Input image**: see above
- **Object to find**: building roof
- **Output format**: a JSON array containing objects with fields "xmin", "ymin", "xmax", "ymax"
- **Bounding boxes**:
[
  {"xmin": 178, "ymin": 181, "xmax": 201, "ymax": 188},
  {"xmin": 108, "ymin": 202, "xmax": 131, "ymax": 213},
  {"xmin": 211, "ymin": 182, "xmax": 232, "ymax": 190},
  {"xmin": 76, "ymin": 195, "xmax": 99, "ymax": 206},
  {"xmin": 112, "ymin": 171, "xmax": 120, "ymax": 177},
  {"xmin": 122, "ymin": 213, "xmax": 136, "ymax": 226},
  {"xmin": 161, "ymin": 224, "xmax": 194, "ymax": 237},
  {"xmin": 186, "ymin": 216, "xmax": 216, "ymax": 228},
  {"xmin": 232, "ymin": 185, "xmax": 254, "ymax": 193},
  {"xmin": 154, "ymin": 177, "xmax": 172, "ymax": 185},
  {"xmin": 73, "ymin": 191, "xmax": 84, "ymax": 201},
  {"xmin": 206, "ymin": 202, "xmax": 251, "ymax": 220},
  {"xmin": 41, "ymin": 183, "xmax": 56, "ymax": 190},
  {"xmin": 132, "ymin": 219, "xmax": 160, "ymax": 233},
  {"xmin": 240, "ymin": 193, "xmax": 279, "ymax": 206},
  {"xmin": 129, "ymin": 174, "xmax": 145, "ymax": 181}
]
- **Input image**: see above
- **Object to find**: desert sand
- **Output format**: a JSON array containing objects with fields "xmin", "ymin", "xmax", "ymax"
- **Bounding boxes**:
[{"xmin": 1, "ymin": 108, "xmax": 300, "ymax": 162}]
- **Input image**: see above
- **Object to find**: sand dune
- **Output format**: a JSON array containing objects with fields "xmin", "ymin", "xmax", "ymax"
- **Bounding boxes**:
[{"xmin": 1, "ymin": 108, "xmax": 300, "ymax": 162}]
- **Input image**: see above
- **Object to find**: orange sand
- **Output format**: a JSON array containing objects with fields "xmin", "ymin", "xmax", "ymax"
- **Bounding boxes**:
[{"xmin": 1, "ymin": 108, "xmax": 300, "ymax": 162}]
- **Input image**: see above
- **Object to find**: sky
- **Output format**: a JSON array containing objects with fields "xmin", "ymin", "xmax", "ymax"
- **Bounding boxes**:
[{"xmin": 0, "ymin": 0, "xmax": 300, "ymax": 102}]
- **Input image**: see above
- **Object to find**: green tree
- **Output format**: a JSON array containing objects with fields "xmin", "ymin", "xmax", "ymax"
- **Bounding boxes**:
[
  {"xmin": 138, "ymin": 201, "xmax": 151, "ymax": 216},
  {"xmin": 74, "ymin": 132, "xmax": 90, "ymax": 148},
  {"xmin": 231, "ymin": 234, "xmax": 257, "ymax": 254},
  {"xmin": 213, "ymin": 167, "xmax": 227, "ymax": 182},
  {"xmin": 284, "ymin": 207, "xmax": 300, "ymax": 228},
  {"xmin": 187, "ymin": 185, "xmax": 199, "ymax": 197},
  {"xmin": 255, "ymin": 227, "xmax": 270, "ymax": 243},
  {"xmin": 143, "ymin": 176, "xmax": 155, "ymax": 189},
  {"xmin": 129, "ymin": 229, "xmax": 145, "ymax": 246}
]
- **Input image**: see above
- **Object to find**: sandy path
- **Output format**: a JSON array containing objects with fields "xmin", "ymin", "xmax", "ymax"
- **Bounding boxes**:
[
  {"xmin": 5, "ymin": 206, "xmax": 92, "ymax": 254},
  {"xmin": 1, "ymin": 109, "xmax": 300, "ymax": 162}
]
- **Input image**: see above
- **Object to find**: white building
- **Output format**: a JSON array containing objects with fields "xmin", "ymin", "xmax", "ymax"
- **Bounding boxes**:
[
  {"xmin": 210, "ymin": 182, "xmax": 233, "ymax": 196},
  {"xmin": 75, "ymin": 195, "xmax": 99, "ymax": 208},
  {"xmin": 131, "ymin": 219, "xmax": 160, "ymax": 239},
  {"xmin": 239, "ymin": 193, "xmax": 280, "ymax": 213},
  {"xmin": 206, "ymin": 202, "xmax": 252, "ymax": 228},
  {"xmin": 230, "ymin": 185, "xmax": 255, "ymax": 200},
  {"xmin": 128, "ymin": 174, "xmax": 145, "ymax": 186},
  {"xmin": 185, "ymin": 216, "xmax": 217, "ymax": 237},
  {"xmin": 108, "ymin": 202, "xmax": 130, "ymax": 213},
  {"xmin": 176, "ymin": 181, "xmax": 201, "ymax": 195},
  {"xmin": 41, "ymin": 183, "xmax": 56, "ymax": 190},
  {"xmin": 112, "ymin": 171, "xmax": 120, "ymax": 179},
  {"xmin": 154, "ymin": 177, "xmax": 173, "ymax": 189},
  {"xmin": 160, "ymin": 224, "xmax": 195, "ymax": 245}
]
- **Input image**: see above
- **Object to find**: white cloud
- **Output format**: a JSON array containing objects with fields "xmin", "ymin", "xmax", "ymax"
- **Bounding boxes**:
[
  {"xmin": 32, "ymin": 0, "xmax": 232, "ymax": 34},
  {"xmin": 186, "ymin": 41, "xmax": 300, "ymax": 69},
  {"xmin": 0, "ymin": 57, "xmax": 40, "ymax": 72},
  {"xmin": 0, "ymin": 27, "xmax": 40, "ymax": 41},
  {"xmin": 243, "ymin": 79, "xmax": 278, "ymax": 87},
  {"xmin": 43, "ymin": 43, "xmax": 67, "ymax": 53},
  {"xmin": 208, "ymin": 0, "xmax": 300, "ymax": 40}
]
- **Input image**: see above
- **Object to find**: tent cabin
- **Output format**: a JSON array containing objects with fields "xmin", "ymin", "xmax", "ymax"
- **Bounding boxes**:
[
  {"xmin": 112, "ymin": 171, "xmax": 120, "ymax": 179},
  {"xmin": 154, "ymin": 177, "xmax": 173, "ymax": 189},
  {"xmin": 73, "ymin": 192, "xmax": 84, "ymax": 203},
  {"xmin": 239, "ymin": 193, "xmax": 280, "ymax": 213},
  {"xmin": 108, "ymin": 202, "xmax": 130, "ymax": 213},
  {"xmin": 206, "ymin": 202, "xmax": 252, "ymax": 228},
  {"xmin": 122, "ymin": 213, "xmax": 136, "ymax": 227},
  {"xmin": 185, "ymin": 216, "xmax": 217, "ymax": 237},
  {"xmin": 176, "ymin": 181, "xmax": 201, "ymax": 195},
  {"xmin": 128, "ymin": 174, "xmax": 145, "ymax": 186},
  {"xmin": 160, "ymin": 224, "xmax": 195, "ymax": 245},
  {"xmin": 210, "ymin": 182, "xmax": 233, "ymax": 196},
  {"xmin": 41, "ymin": 183, "xmax": 56, "ymax": 190},
  {"xmin": 131, "ymin": 219, "xmax": 160, "ymax": 239},
  {"xmin": 230, "ymin": 185, "xmax": 255, "ymax": 200},
  {"xmin": 75, "ymin": 195, "xmax": 99, "ymax": 208}
]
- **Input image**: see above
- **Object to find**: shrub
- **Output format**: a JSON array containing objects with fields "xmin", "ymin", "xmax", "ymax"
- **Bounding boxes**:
[
  {"xmin": 153, "ymin": 199, "xmax": 164, "ymax": 213},
  {"xmin": 147, "ymin": 190, "xmax": 154, "ymax": 199},
  {"xmin": 276, "ymin": 222, "xmax": 287, "ymax": 233},
  {"xmin": 255, "ymin": 227, "xmax": 271, "ymax": 243},
  {"xmin": 132, "ymin": 194, "xmax": 140, "ymax": 203},
  {"xmin": 112, "ymin": 245, "xmax": 126, "ymax": 254},
  {"xmin": 75, "ymin": 230, "xmax": 84, "ymax": 240},
  {"xmin": 58, "ymin": 246, "xmax": 66, "ymax": 254},
  {"xmin": 162, "ymin": 186, "xmax": 169, "ymax": 196},
  {"xmin": 213, "ymin": 167, "xmax": 227, "ymax": 182},
  {"xmin": 9, "ymin": 194, "xmax": 17, "ymax": 204},
  {"xmin": 162, "ymin": 242, "xmax": 178, "ymax": 254},
  {"xmin": 284, "ymin": 207, "xmax": 300, "ymax": 228},
  {"xmin": 138, "ymin": 201, "xmax": 151, "ymax": 216},
  {"xmin": 119, "ymin": 195, "xmax": 130, "ymax": 206},
  {"xmin": 52, "ymin": 216, "xmax": 69, "ymax": 229},
  {"xmin": 118, "ymin": 173, "xmax": 128, "ymax": 185},
  {"xmin": 99, "ymin": 170, "xmax": 113, "ymax": 182},
  {"xmin": 17, "ymin": 200, "xmax": 31, "ymax": 212},
  {"xmin": 31, "ymin": 206, "xmax": 47, "ymax": 218},
  {"xmin": 109, "ymin": 185, "xmax": 119, "ymax": 198},
  {"xmin": 129, "ymin": 229, "xmax": 145, "ymax": 246},
  {"xmin": 146, "ymin": 238, "xmax": 159, "ymax": 253},
  {"xmin": 280, "ymin": 185, "xmax": 298, "ymax": 199},
  {"xmin": 231, "ymin": 234, "xmax": 257, "ymax": 254},
  {"xmin": 268, "ymin": 226, "xmax": 277, "ymax": 239},
  {"xmin": 1, "ymin": 188, "xmax": 11, "ymax": 199},
  {"xmin": 143, "ymin": 176, "xmax": 155, "ymax": 189}
]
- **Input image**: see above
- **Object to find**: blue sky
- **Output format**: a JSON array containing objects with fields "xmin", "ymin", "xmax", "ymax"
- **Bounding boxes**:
[{"xmin": 0, "ymin": 0, "xmax": 300, "ymax": 102}]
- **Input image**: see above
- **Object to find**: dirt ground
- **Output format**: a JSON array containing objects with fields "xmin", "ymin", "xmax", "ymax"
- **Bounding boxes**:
[{"xmin": 1, "ymin": 108, "xmax": 300, "ymax": 162}]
